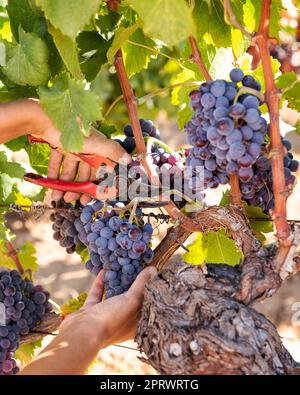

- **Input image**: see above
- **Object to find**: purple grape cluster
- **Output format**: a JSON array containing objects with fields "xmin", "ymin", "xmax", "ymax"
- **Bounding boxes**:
[
  {"xmin": 116, "ymin": 119, "xmax": 161, "ymax": 154},
  {"xmin": 241, "ymin": 139, "xmax": 298, "ymax": 213},
  {"xmin": 185, "ymin": 68, "xmax": 267, "ymax": 193},
  {"xmin": 50, "ymin": 200, "xmax": 82, "ymax": 254},
  {"xmin": 0, "ymin": 270, "xmax": 52, "ymax": 375},
  {"xmin": 74, "ymin": 200, "xmax": 154, "ymax": 298}
]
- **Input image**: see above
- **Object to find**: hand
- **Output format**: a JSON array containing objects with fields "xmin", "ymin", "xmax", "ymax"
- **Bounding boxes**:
[
  {"xmin": 32, "ymin": 103, "xmax": 131, "ymax": 205},
  {"xmin": 60, "ymin": 266, "xmax": 157, "ymax": 348},
  {"xmin": 0, "ymin": 98, "xmax": 131, "ymax": 205},
  {"xmin": 20, "ymin": 266, "xmax": 157, "ymax": 375}
]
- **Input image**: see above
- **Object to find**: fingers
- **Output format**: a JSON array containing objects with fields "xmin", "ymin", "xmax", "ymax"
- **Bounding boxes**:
[
  {"xmin": 64, "ymin": 161, "xmax": 91, "ymax": 203},
  {"xmin": 48, "ymin": 148, "xmax": 63, "ymax": 179},
  {"xmin": 126, "ymin": 266, "xmax": 157, "ymax": 309},
  {"xmin": 51, "ymin": 153, "xmax": 79, "ymax": 201},
  {"xmin": 84, "ymin": 271, "xmax": 104, "ymax": 308}
]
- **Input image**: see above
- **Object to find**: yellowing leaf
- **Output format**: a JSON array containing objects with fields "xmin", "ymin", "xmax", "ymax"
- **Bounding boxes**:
[{"xmin": 60, "ymin": 293, "xmax": 87, "ymax": 317}]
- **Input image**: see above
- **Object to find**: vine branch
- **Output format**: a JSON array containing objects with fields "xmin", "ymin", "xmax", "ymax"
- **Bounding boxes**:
[
  {"xmin": 223, "ymin": 0, "xmax": 252, "ymax": 39},
  {"xmin": 254, "ymin": 0, "xmax": 291, "ymax": 245}
]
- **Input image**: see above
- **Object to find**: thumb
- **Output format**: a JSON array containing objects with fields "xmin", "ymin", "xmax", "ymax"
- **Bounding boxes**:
[{"xmin": 126, "ymin": 266, "xmax": 157, "ymax": 303}]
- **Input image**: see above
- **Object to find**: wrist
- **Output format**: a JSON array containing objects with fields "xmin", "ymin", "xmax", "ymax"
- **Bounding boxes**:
[{"xmin": 24, "ymin": 99, "xmax": 53, "ymax": 137}]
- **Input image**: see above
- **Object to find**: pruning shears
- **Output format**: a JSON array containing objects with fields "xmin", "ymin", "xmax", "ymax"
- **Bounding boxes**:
[{"xmin": 24, "ymin": 135, "xmax": 119, "ymax": 200}]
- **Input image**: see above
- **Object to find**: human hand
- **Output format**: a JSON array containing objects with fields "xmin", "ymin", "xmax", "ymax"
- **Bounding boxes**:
[{"xmin": 60, "ymin": 266, "xmax": 157, "ymax": 349}]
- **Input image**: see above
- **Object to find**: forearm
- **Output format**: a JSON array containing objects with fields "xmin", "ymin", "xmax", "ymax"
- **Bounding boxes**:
[
  {"xmin": 0, "ymin": 99, "xmax": 48, "ymax": 144},
  {"xmin": 20, "ymin": 317, "xmax": 105, "ymax": 375}
]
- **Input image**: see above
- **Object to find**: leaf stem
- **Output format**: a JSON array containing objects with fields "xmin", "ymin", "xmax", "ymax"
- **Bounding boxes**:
[
  {"xmin": 188, "ymin": 36, "xmax": 212, "ymax": 81},
  {"xmin": 223, "ymin": 0, "xmax": 253, "ymax": 39},
  {"xmin": 5, "ymin": 241, "xmax": 24, "ymax": 274}
]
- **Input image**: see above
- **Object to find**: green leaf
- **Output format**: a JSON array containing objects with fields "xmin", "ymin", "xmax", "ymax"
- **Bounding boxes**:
[
  {"xmin": 209, "ymin": 47, "xmax": 234, "ymax": 80},
  {"xmin": 97, "ymin": 123, "xmax": 117, "ymax": 137},
  {"xmin": 244, "ymin": 203, "xmax": 273, "ymax": 234},
  {"xmin": 0, "ymin": 173, "xmax": 16, "ymax": 203},
  {"xmin": 5, "ymin": 136, "xmax": 28, "ymax": 151},
  {"xmin": 38, "ymin": 74, "xmax": 102, "ymax": 152},
  {"xmin": 48, "ymin": 24, "xmax": 82, "ymax": 79},
  {"xmin": 231, "ymin": 27, "xmax": 248, "ymax": 58},
  {"xmin": 183, "ymin": 229, "xmax": 243, "ymax": 266},
  {"xmin": 18, "ymin": 241, "xmax": 38, "ymax": 272},
  {"xmin": 0, "ymin": 241, "xmax": 16, "ymax": 268},
  {"xmin": 282, "ymin": 80, "xmax": 300, "ymax": 112},
  {"xmin": 0, "ymin": 151, "xmax": 25, "ymax": 178},
  {"xmin": 6, "ymin": 0, "xmax": 44, "ymax": 41},
  {"xmin": 242, "ymin": 0, "xmax": 257, "ymax": 33},
  {"xmin": 2, "ymin": 28, "xmax": 50, "ymax": 86},
  {"xmin": 252, "ymin": 56, "xmax": 281, "ymax": 92},
  {"xmin": 178, "ymin": 105, "xmax": 193, "ymax": 130},
  {"xmin": 77, "ymin": 31, "xmax": 111, "ymax": 81},
  {"xmin": 295, "ymin": 121, "xmax": 300, "ymax": 136},
  {"xmin": 39, "ymin": 0, "xmax": 99, "ymax": 39},
  {"xmin": 123, "ymin": 28, "xmax": 156, "ymax": 77},
  {"xmin": 25, "ymin": 142, "xmax": 50, "ymax": 175},
  {"xmin": 107, "ymin": 21, "xmax": 141, "ymax": 63},
  {"xmin": 193, "ymin": 0, "xmax": 231, "ymax": 48},
  {"xmin": 126, "ymin": 0, "xmax": 195, "ymax": 47},
  {"xmin": 60, "ymin": 293, "xmax": 87, "ymax": 317},
  {"xmin": 276, "ymin": 71, "xmax": 297, "ymax": 90},
  {"xmin": 15, "ymin": 341, "xmax": 42, "ymax": 364}
]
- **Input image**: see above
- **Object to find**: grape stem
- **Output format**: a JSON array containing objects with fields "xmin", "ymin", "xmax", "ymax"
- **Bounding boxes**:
[
  {"xmin": 229, "ymin": 174, "xmax": 243, "ymax": 207},
  {"xmin": 5, "ymin": 241, "xmax": 25, "ymax": 274},
  {"xmin": 233, "ymin": 87, "xmax": 265, "ymax": 104},
  {"xmin": 254, "ymin": 0, "xmax": 291, "ymax": 245}
]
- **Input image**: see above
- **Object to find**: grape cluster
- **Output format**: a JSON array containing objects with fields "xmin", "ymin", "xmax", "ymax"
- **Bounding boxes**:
[
  {"xmin": 116, "ymin": 119, "xmax": 161, "ymax": 154},
  {"xmin": 185, "ymin": 68, "xmax": 267, "ymax": 194},
  {"xmin": 241, "ymin": 139, "xmax": 298, "ymax": 213},
  {"xmin": 0, "ymin": 270, "xmax": 51, "ymax": 375},
  {"xmin": 74, "ymin": 200, "xmax": 154, "ymax": 298},
  {"xmin": 50, "ymin": 200, "xmax": 82, "ymax": 254}
]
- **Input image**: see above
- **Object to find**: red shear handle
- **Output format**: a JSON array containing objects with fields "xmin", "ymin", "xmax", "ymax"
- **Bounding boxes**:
[
  {"xmin": 28, "ymin": 135, "xmax": 116, "ymax": 170},
  {"xmin": 24, "ymin": 173, "xmax": 118, "ymax": 200}
]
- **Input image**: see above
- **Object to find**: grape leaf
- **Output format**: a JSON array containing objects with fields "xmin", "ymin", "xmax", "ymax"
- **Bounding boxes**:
[
  {"xmin": 13, "ymin": 191, "xmax": 32, "ymax": 211},
  {"xmin": 77, "ymin": 31, "xmax": 112, "ymax": 81},
  {"xmin": 123, "ymin": 28, "xmax": 156, "ymax": 77},
  {"xmin": 276, "ymin": 71, "xmax": 297, "ymax": 90},
  {"xmin": 48, "ymin": 24, "xmax": 82, "ymax": 79},
  {"xmin": 242, "ymin": 0, "xmax": 257, "ymax": 33},
  {"xmin": 209, "ymin": 47, "xmax": 234, "ymax": 80},
  {"xmin": 38, "ymin": 74, "xmax": 102, "ymax": 152},
  {"xmin": 38, "ymin": 0, "xmax": 99, "ymax": 39},
  {"xmin": 2, "ymin": 28, "xmax": 50, "ymax": 86},
  {"xmin": 244, "ymin": 203, "xmax": 273, "ymax": 234},
  {"xmin": 0, "ymin": 240, "xmax": 16, "ymax": 269},
  {"xmin": 5, "ymin": 136, "xmax": 28, "ymax": 151},
  {"xmin": 281, "ymin": 81, "xmax": 300, "ymax": 112},
  {"xmin": 15, "ymin": 341, "xmax": 42, "ymax": 364},
  {"xmin": 126, "ymin": 0, "xmax": 195, "ymax": 47},
  {"xmin": 0, "ymin": 151, "xmax": 25, "ymax": 178},
  {"xmin": 60, "ymin": 293, "xmax": 87, "ymax": 317},
  {"xmin": 183, "ymin": 229, "xmax": 243, "ymax": 266},
  {"xmin": 231, "ymin": 27, "xmax": 248, "ymax": 58},
  {"xmin": 0, "ymin": 173, "xmax": 17, "ymax": 203},
  {"xmin": 107, "ymin": 21, "xmax": 142, "ymax": 64},
  {"xmin": 193, "ymin": 0, "xmax": 231, "ymax": 48},
  {"xmin": 178, "ymin": 105, "xmax": 193, "ymax": 130},
  {"xmin": 6, "ymin": 0, "xmax": 44, "ymax": 41},
  {"xmin": 25, "ymin": 142, "xmax": 50, "ymax": 175},
  {"xmin": 18, "ymin": 241, "xmax": 38, "ymax": 272}
]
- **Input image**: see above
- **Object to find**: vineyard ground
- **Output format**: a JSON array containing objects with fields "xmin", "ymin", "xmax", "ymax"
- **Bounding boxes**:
[{"xmin": 6, "ymin": 113, "xmax": 300, "ymax": 374}]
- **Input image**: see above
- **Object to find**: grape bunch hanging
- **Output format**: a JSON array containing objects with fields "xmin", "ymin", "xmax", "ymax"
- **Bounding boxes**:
[
  {"xmin": 0, "ymin": 270, "xmax": 52, "ymax": 375},
  {"xmin": 185, "ymin": 68, "xmax": 298, "ymax": 213}
]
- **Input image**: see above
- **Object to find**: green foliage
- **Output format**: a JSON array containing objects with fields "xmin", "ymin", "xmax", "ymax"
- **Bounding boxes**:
[
  {"xmin": 0, "ymin": 151, "xmax": 25, "ymax": 178},
  {"xmin": 15, "ymin": 341, "xmax": 42, "ymax": 364},
  {"xmin": 18, "ymin": 241, "xmax": 38, "ymax": 272},
  {"xmin": 183, "ymin": 229, "xmax": 244, "ymax": 266},
  {"xmin": 126, "ymin": 0, "xmax": 195, "ymax": 47},
  {"xmin": 60, "ymin": 293, "xmax": 87, "ymax": 317},
  {"xmin": 38, "ymin": 74, "xmax": 102, "ymax": 152},
  {"xmin": 2, "ymin": 28, "xmax": 50, "ymax": 86},
  {"xmin": 38, "ymin": 0, "xmax": 99, "ymax": 39}
]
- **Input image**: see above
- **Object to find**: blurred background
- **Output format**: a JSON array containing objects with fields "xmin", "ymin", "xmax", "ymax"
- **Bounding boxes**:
[{"xmin": 4, "ymin": 0, "xmax": 300, "ymax": 374}]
